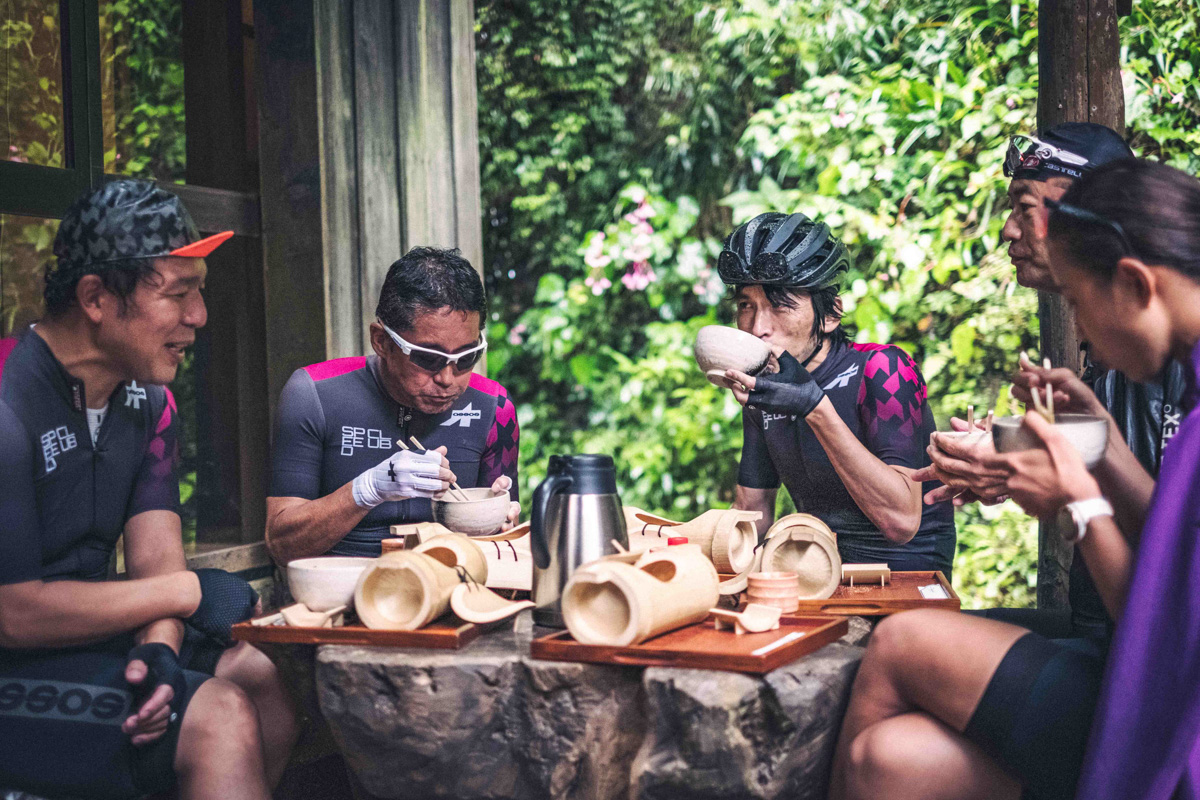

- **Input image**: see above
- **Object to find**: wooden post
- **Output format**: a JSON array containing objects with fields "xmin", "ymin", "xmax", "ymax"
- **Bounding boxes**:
[
  {"xmin": 1036, "ymin": 0, "xmax": 1124, "ymax": 609},
  {"xmin": 313, "ymin": 0, "xmax": 485, "ymax": 357}
]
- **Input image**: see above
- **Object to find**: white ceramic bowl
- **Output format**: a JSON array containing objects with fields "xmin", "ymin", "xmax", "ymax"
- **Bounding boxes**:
[
  {"xmin": 432, "ymin": 487, "xmax": 511, "ymax": 536},
  {"xmin": 991, "ymin": 413, "xmax": 1109, "ymax": 469},
  {"xmin": 693, "ymin": 326, "xmax": 772, "ymax": 389},
  {"xmin": 286, "ymin": 556, "xmax": 375, "ymax": 611}
]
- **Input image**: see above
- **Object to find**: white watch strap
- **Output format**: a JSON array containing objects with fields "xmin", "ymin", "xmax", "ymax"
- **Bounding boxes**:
[{"xmin": 1065, "ymin": 497, "xmax": 1114, "ymax": 542}]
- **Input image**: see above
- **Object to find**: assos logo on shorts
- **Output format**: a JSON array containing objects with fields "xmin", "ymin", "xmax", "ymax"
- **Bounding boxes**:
[{"xmin": 0, "ymin": 679, "xmax": 131, "ymax": 726}]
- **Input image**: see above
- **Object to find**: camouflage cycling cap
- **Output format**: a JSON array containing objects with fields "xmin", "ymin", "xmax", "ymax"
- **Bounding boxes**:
[{"xmin": 52, "ymin": 178, "xmax": 232, "ymax": 272}]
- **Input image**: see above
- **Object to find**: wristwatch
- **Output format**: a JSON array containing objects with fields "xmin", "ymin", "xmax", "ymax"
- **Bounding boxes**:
[{"xmin": 1058, "ymin": 497, "xmax": 1114, "ymax": 544}]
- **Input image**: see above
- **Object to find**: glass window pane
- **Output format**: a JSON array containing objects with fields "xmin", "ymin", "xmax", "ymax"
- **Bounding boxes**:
[
  {"xmin": 100, "ymin": 0, "xmax": 185, "ymax": 182},
  {"xmin": 0, "ymin": 1, "xmax": 66, "ymax": 168},
  {"xmin": 0, "ymin": 213, "xmax": 56, "ymax": 336}
]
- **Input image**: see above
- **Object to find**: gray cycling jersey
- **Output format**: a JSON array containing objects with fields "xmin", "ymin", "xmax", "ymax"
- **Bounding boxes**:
[{"xmin": 269, "ymin": 355, "xmax": 519, "ymax": 555}]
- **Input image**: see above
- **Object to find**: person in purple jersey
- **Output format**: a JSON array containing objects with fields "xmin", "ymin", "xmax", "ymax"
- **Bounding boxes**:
[
  {"xmin": 717, "ymin": 211, "xmax": 956, "ymax": 574},
  {"xmin": 266, "ymin": 246, "xmax": 520, "ymax": 563},
  {"xmin": 830, "ymin": 159, "xmax": 1200, "ymax": 800},
  {"xmin": 0, "ymin": 180, "xmax": 295, "ymax": 800}
]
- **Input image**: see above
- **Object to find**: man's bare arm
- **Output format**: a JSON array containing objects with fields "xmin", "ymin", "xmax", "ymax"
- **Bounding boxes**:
[{"xmin": 733, "ymin": 485, "xmax": 778, "ymax": 539}]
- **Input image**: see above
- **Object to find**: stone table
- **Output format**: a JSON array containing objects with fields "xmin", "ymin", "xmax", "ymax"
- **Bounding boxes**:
[{"xmin": 317, "ymin": 613, "xmax": 871, "ymax": 800}]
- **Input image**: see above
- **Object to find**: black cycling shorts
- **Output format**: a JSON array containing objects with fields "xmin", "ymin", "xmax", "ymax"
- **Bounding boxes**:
[
  {"xmin": 0, "ymin": 632, "xmax": 220, "ymax": 799},
  {"xmin": 964, "ymin": 632, "xmax": 1105, "ymax": 800}
]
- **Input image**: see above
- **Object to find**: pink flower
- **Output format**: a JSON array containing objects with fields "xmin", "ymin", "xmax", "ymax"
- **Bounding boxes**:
[
  {"xmin": 823, "ymin": 93, "xmax": 840, "ymax": 110},
  {"xmin": 8, "ymin": 145, "xmax": 17, "ymax": 152},
  {"xmin": 634, "ymin": 221, "xmax": 653, "ymax": 236},
  {"xmin": 621, "ymin": 262, "xmax": 657, "ymax": 291},
  {"xmin": 622, "ymin": 244, "xmax": 653, "ymax": 262},
  {"xmin": 634, "ymin": 202, "xmax": 656, "ymax": 220},
  {"xmin": 1006, "ymin": 97, "xmax": 1017, "ymax": 109},
  {"xmin": 1171, "ymin": 92, "xmax": 1184, "ymax": 105},
  {"xmin": 508, "ymin": 324, "xmax": 526, "ymax": 346},
  {"xmin": 590, "ymin": 277, "xmax": 612, "ymax": 295},
  {"xmin": 628, "ymin": 187, "xmax": 647, "ymax": 205},
  {"xmin": 623, "ymin": 212, "xmax": 641, "ymax": 225},
  {"xmin": 831, "ymin": 112, "xmax": 854, "ymax": 128},
  {"xmin": 585, "ymin": 251, "xmax": 611, "ymax": 269}
]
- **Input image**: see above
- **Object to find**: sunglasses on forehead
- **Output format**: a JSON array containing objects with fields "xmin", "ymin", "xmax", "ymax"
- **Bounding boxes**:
[
  {"xmin": 381, "ymin": 322, "xmax": 487, "ymax": 374},
  {"xmin": 1003, "ymin": 134, "xmax": 1090, "ymax": 178}
]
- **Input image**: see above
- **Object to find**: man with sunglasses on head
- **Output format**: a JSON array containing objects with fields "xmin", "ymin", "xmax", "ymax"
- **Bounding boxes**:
[
  {"xmin": 915, "ymin": 122, "xmax": 1186, "ymax": 642},
  {"xmin": 266, "ymin": 247, "xmax": 519, "ymax": 563},
  {"xmin": 718, "ymin": 212, "xmax": 956, "ymax": 574}
]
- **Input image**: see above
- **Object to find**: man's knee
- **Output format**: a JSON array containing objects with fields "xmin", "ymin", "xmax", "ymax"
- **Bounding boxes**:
[
  {"xmin": 865, "ymin": 610, "xmax": 960, "ymax": 667},
  {"xmin": 177, "ymin": 678, "xmax": 261, "ymax": 761},
  {"xmin": 217, "ymin": 642, "xmax": 282, "ymax": 696},
  {"xmin": 846, "ymin": 718, "xmax": 940, "ymax": 794}
]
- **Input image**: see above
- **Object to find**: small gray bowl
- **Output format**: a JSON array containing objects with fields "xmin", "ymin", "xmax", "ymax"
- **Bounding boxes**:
[{"xmin": 991, "ymin": 413, "xmax": 1108, "ymax": 469}]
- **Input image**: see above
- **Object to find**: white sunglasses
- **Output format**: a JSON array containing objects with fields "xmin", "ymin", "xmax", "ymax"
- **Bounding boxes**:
[{"xmin": 380, "ymin": 322, "xmax": 487, "ymax": 374}]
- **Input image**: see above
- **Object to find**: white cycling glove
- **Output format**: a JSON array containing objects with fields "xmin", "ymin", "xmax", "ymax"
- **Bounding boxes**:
[{"xmin": 351, "ymin": 449, "xmax": 446, "ymax": 509}]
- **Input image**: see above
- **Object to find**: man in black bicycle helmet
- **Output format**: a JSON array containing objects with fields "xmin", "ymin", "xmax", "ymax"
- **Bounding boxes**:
[{"xmin": 720, "ymin": 212, "xmax": 956, "ymax": 573}]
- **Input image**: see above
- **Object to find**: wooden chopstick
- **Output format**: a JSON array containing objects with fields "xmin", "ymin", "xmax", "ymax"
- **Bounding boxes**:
[
  {"xmin": 985, "ymin": 409, "xmax": 994, "ymax": 432},
  {"xmin": 966, "ymin": 405, "xmax": 974, "ymax": 430},
  {"xmin": 407, "ymin": 435, "xmax": 471, "ymax": 501}
]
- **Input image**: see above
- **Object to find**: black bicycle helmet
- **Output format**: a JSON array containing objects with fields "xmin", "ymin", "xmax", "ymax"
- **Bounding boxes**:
[{"xmin": 717, "ymin": 211, "xmax": 850, "ymax": 289}]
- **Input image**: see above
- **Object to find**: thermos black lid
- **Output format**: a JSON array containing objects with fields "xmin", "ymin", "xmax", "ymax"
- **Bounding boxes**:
[{"xmin": 546, "ymin": 454, "xmax": 618, "ymax": 494}]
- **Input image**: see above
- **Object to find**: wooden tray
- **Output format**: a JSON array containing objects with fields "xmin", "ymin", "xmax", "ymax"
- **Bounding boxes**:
[
  {"xmin": 788, "ymin": 570, "xmax": 959, "ymax": 616},
  {"xmin": 231, "ymin": 617, "xmax": 480, "ymax": 649},
  {"xmin": 529, "ymin": 615, "xmax": 849, "ymax": 675}
]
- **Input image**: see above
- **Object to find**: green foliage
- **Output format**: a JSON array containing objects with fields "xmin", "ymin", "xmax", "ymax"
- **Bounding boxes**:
[{"xmin": 480, "ymin": 0, "xmax": 1200, "ymax": 609}]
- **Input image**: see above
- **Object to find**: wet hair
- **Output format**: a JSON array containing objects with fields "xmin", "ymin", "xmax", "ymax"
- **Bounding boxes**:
[
  {"xmin": 733, "ymin": 283, "xmax": 847, "ymax": 347},
  {"xmin": 43, "ymin": 258, "xmax": 161, "ymax": 317},
  {"xmin": 376, "ymin": 247, "xmax": 487, "ymax": 332},
  {"xmin": 1048, "ymin": 159, "xmax": 1200, "ymax": 282}
]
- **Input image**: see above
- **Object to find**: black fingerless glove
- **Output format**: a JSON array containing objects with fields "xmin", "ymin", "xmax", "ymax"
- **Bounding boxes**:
[
  {"xmin": 126, "ymin": 642, "xmax": 188, "ymax": 720},
  {"xmin": 186, "ymin": 568, "xmax": 258, "ymax": 646},
  {"xmin": 748, "ymin": 351, "xmax": 825, "ymax": 417}
]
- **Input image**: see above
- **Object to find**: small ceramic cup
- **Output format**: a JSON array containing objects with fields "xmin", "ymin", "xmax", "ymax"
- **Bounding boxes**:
[
  {"xmin": 693, "ymin": 325, "xmax": 772, "ymax": 389},
  {"xmin": 746, "ymin": 571, "xmax": 801, "ymax": 613},
  {"xmin": 432, "ymin": 487, "xmax": 512, "ymax": 536}
]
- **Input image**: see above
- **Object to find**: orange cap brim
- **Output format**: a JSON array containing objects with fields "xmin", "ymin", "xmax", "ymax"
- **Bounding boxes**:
[{"xmin": 168, "ymin": 230, "xmax": 234, "ymax": 258}]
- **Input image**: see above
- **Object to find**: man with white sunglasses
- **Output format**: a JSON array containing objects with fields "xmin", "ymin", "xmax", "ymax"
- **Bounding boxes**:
[{"xmin": 266, "ymin": 247, "xmax": 520, "ymax": 562}]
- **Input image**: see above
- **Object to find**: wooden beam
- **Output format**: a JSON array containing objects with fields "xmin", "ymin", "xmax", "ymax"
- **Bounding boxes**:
[
  {"xmin": 1036, "ymin": 0, "xmax": 1125, "ymax": 610},
  {"xmin": 315, "ymin": 0, "xmax": 363, "ymax": 359},
  {"xmin": 254, "ymin": 0, "xmax": 331, "ymax": 417}
]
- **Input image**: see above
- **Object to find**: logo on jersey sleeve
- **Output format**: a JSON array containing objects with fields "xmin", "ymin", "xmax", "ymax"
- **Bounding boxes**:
[
  {"xmin": 823, "ymin": 363, "xmax": 859, "ymax": 391},
  {"xmin": 441, "ymin": 402, "xmax": 482, "ymax": 428},
  {"xmin": 340, "ymin": 426, "xmax": 393, "ymax": 456},
  {"xmin": 125, "ymin": 380, "xmax": 147, "ymax": 409},
  {"xmin": 40, "ymin": 426, "xmax": 79, "ymax": 472}
]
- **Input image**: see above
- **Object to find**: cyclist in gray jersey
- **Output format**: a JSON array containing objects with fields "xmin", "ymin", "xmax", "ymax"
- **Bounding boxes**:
[{"xmin": 266, "ymin": 247, "xmax": 520, "ymax": 563}]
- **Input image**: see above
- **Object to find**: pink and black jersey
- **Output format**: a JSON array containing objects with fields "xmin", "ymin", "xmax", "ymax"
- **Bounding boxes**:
[
  {"xmin": 270, "ymin": 355, "xmax": 519, "ymax": 556},
  {"xmin": 0, "ymin": 328, "xmax": 180, "ymax": 585},
  {"xmin": 738, "ymin": 339, "xmax": 956, "ymax": 573}
]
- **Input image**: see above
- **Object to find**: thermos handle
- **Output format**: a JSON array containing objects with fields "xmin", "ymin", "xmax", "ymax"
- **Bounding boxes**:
[{"xmin": 531, "ymin": 474, "xmax": 572, "ymax": 569}]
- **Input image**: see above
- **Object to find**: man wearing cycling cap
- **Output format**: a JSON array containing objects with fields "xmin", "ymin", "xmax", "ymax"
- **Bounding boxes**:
[
  {"xmin": 916, "ymin": 121, "xmax": 1187, "ymax": 642},
  {"xmin": 0, "ymin": 179, "xmax": 295, "ymax": 799},
  {"xmin": 266, "ymin": 246, "xmax": 520, "ymax": 563},
  {"xmin": 719, "ymin": 212, "xmax": 956, "ymax": 573}
]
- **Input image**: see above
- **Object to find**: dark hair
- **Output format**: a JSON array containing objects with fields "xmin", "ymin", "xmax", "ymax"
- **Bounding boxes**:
[
  {"xmin": 1048, "ymin": 159, "xmax": 1200, "ymax": 282},
  {"xmin": 733, "ymin": 283, "xmax": 847, "ymax": 347},
  {"xmin": 43, "ymin": 258, "xmax": 160, "ymax": 317},
  {"xmin": 376, "ymin": 247, "xmax": 487, "ymax": 332}
]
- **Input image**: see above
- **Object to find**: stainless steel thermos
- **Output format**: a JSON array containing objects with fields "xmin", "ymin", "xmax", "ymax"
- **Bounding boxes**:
[{"xmin": 530, "ymin": 454, "xmax": 628, "ymax": 627}]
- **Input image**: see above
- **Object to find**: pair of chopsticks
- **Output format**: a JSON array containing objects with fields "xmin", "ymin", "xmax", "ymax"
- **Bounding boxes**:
[
  {"xmin": 965, "ymin": 405, "xmax": 994, "ymax": 433},
  {"xmin": 396, "ymin": 435, "xmax": 470, "ymax": 501},
  {"xmin": 1028, "ymin": 357, "xmax": 1056, "ymax": 424}
]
